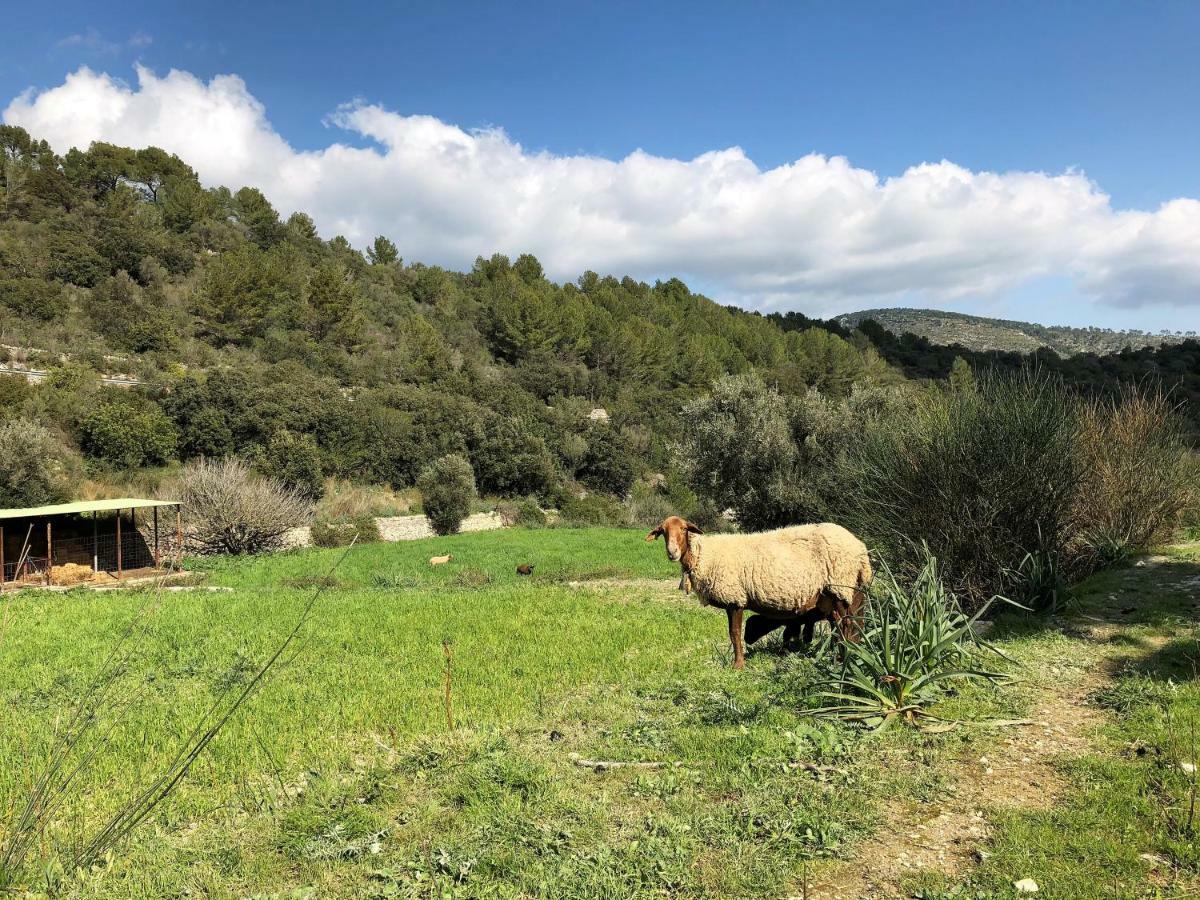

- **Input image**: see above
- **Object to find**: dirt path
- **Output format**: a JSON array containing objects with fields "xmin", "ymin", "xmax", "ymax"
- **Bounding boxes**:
[
  {"xmin": 810, "ymin": 668, "xmax": 1109, "ymax": 899},
  {"xmin": 806, "ymin": 555, "xmax": 1191, "ymax": 900}
]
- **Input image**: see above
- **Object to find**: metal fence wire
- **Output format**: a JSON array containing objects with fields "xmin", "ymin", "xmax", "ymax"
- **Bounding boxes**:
[{"xmin": 2, "ymin": 529, "xmax": 161, "ymax": 583}]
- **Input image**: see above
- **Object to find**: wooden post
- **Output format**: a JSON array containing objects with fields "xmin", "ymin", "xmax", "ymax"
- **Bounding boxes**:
[
  {"xmin": 46, "ymin": 520, "xmax": 52, "ymax": 586},
  {"xmin": 116, "ymin": 511, "xmax": 123, "ymax": 580},
  {"xmin": 92, "ymin": 513, "xmax": 98, "ymax": 573},
  {"xmin": 153, "ymin": 507, "xmax": 160, "ymax": 569},
  {"xmin": 175, "ymin": 506, "xmax": 182, "ymax": 568},
  {"xmin": 1, "ymin": 524, "xmax": 5, "ymax": 586}
]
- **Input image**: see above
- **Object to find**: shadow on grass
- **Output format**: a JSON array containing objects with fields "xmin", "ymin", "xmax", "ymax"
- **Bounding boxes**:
[
  {"xmin": 1116, "ymin": 636, "xmax": 1200, "ymax": 682},
  {"xmin": 989, "ymin": 556, "xmax": 1200, "ymax": 641}
]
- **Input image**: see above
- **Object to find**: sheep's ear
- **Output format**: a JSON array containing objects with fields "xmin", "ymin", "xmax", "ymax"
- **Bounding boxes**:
[
  {"xmin": 645, "ymin": 527, "xmax": 664, "ymax": 542},
  {"xmin": 685, "ymin": 521, "xmax": 704, "ymax": 535}
]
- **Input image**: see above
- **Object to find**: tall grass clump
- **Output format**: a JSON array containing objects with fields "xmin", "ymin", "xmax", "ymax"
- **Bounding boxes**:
[
  {"xmin": 310, "ymin": 515, "xmax": 381, "ymax": 547},
  {"xmin": 1072, "ymin": 385, "xmax": 1199, "ymax": 570},
  {"xmin": 836, "ymin": 369, "xmax": 1081, "ymax": 606},
  {"xmin": 808, "ymin": 552, "xmax": 1011, "ymax": 729},
  {"xmin": 315, "ymin": 477, "xmax": 414, "ymax": 520},
  {"xmin": 558, "ymin": 493, "xmax": 630, "ymax": 527}
]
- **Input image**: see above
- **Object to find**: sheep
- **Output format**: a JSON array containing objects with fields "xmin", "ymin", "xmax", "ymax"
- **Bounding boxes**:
[
  {"xmin": 646, "ymin": 515, "xmax": 872, "ymax": 669},
  {"xmin": 429, "ymin": 554, "xmax": 453, "ymax": 565}
]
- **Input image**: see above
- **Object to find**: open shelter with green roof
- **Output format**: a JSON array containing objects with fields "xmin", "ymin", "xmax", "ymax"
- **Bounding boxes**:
[{"xmin": 0, "ymin": 498, "xmax": 181, "ymax": 586}]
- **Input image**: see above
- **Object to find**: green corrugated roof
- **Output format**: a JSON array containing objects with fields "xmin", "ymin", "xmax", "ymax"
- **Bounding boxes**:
[{"xmin": 0, "ymin": 498, "xmax": 180, "ymax": 521}]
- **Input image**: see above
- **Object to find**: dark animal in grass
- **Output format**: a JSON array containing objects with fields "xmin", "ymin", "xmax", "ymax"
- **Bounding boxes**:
[
  {"xmin": 744, "ymin": 609, "xmax": 825, "ymax": 649},
  {"xmin": 646, "ymin": 515, "xmax": 871, "ymax": 669},
  {"xmin": 516, "ymin": 564, "xmax": 535, "ymax": 576}
]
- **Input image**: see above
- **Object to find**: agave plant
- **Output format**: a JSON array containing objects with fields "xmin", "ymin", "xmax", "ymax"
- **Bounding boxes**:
[{"xmin": 807, "ymin": 551, "xmax": 1016, "ymax": 730}]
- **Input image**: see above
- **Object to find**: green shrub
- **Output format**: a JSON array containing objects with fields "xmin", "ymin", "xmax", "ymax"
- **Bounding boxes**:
[
  {"xmin": 418, "ymin": 454, "xmax": 477, "ymax": 536},
  {"xmin": 0, "ymin": 376, "xmax": 31, "ymax": 421},
  {"xmin": 310, "ymin": 516, "xmax": 380, "ymax": 548},
  {"xmin": 680, "ymin": 376, "xmax": 911, "ymax": 531},
  {"xmin": 576, "ymin": 425, "xmax": 637, "ymax": 496},
  {"xmin": 86, "ymin": 272, "xmax": 179, "ymax": 353},
  {"xmin": 625, "ymin": 479, "xmax": 676, "ymax": 528},
  {"xmin": 559, "ymin": 493, "xmax": 629, "ymax": 527},
  {"xmin": 259, "ymin": 430, "xmax": 324, "ymax": 500},
  {"xmin": 0, "ymin": 418, "xmax": 79, "ymax": 507},
  {"xmin": 624, "ymin": 472, "xmax": 732, "ymax": 532},
  {"xmin": 496, "ymin": 493, "xmax": 555, "ymax": 527},
  {"xmin": 79, "ymin": 393, "xmax": 177, "ymax": 470},
  {"xmin": 471, "ymin": 419, "xmax": 557, "ymax": 497},
  {"xmin": 0, "ymin": 277, "xmax": 65, "ymax": 320},
  {"xmin": 514, "ymin": 498, "xmax": 547, "ymax": 528},
  {"xmin": 834, "ymin": 370, "xmax": 1081, "ymax": 605}
]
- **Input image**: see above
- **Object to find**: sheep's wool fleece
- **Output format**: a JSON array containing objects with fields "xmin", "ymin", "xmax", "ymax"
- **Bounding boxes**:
[{"xmin": 689, "ymin": 523, "xmax": 870, "ymax": 614}]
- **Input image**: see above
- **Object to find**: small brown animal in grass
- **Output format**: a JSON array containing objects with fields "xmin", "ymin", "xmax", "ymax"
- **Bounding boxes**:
[
  {"xmin": 516, "ymin": 564, "xmax": 535, "ymax": 576},
  {"xmin": 429, "ymin": 554, "xmax": 453, "ymax": 565},
  {"xmin": 646, "ymin": 515, "xmax": 871, "ymax": 669}
]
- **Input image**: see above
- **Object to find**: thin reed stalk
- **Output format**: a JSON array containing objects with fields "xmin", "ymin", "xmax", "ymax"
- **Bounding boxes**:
[{"xmin": 0, "ymin": 537, "xmax": 356, "ymax": 887}]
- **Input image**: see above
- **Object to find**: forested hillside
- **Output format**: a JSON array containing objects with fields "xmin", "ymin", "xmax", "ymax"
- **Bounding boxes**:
[
  {"xmin": 838, "ymin": 307, "xmax": 1195, "ymax": 355},
  {"xmin": 2, "ymin": 124, "xmax": 1198, "ymax": 512},
  {"xmin": 770, "ymin": 312, "xmax": 1200, "ymax": 439},
  {"xmin": 0, "ymin": 125, "xmax": 890, "ymax": 503}
]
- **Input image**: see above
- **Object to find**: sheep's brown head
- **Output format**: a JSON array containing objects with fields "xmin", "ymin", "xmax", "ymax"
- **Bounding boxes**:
[{"xmin": 645, "ymin": 515, "xmax": 703, "ymax": 563}]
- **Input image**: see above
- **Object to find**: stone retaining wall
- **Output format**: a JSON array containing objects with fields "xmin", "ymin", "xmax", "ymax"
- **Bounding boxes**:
[{"xmin": 283, "ymin": 511, "xmax": 506, "ymax": 549}]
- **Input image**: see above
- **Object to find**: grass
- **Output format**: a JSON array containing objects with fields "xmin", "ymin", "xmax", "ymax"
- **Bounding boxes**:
[
  {"xmin": 911, "ymin": 543, "xmax": 1200, "ymax": 899},
  {"xmin": 0, "ymin": 528, "xmax": 1195, "ymax": 896}
]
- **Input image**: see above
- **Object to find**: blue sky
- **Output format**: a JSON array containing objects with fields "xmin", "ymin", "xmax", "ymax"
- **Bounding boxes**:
[{"xmin": 3, "ymin": 1, "xmax": 1199, "ymax": 330}]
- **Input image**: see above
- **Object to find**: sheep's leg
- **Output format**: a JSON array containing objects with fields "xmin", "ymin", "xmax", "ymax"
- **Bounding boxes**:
[
  {"xmin": 798, "ymin": 617, "xmax": 815, "ymax": 647},
  {"xmin": 727, "ymin": 608, "xmax": 745, "ymax": 669},
  {"xmin": 781, "ymin": 620, "xmax": 802, "ymax": 648}
]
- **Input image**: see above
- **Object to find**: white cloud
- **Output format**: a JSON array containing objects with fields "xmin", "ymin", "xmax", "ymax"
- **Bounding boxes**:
[{"xmin": 5, "ymin": 65, "xmax": 1199, "ymax": 315}]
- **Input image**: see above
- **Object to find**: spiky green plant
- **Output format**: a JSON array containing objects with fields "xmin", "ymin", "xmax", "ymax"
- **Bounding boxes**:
[
  {"xmin": 1004, "ymin": 546, "xmax": 1069, "ymax": 613},
  {"xmin": 807, "ymin": 552, "xmax": 1016, "ymax": 729}
]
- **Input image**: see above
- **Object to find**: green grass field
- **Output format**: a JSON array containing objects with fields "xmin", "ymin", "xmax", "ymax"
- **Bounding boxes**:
[{"xmin": 1, "ymin": 529, "xmax": 1198, "ymax": 897}]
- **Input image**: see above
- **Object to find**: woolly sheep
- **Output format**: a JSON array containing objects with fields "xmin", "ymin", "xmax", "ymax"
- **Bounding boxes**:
[{"xmin": 646, "ymin": 515, "xmax": 872, "ymax": 669}]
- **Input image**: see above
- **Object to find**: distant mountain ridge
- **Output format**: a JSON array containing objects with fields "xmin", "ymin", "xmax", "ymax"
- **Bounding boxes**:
[{"xmin": 838, "ymin": 308, "xmax": 1196, "ymax": 356}]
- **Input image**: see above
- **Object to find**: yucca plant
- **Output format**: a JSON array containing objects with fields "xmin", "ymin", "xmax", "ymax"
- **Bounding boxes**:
[
  {"xmin": 807, "ymin": 551, "xmax": 1016, "ymax": 730},
  {"xmin": 1004, "ymin": 545, "xmax": 1069, "ymax": 613}
]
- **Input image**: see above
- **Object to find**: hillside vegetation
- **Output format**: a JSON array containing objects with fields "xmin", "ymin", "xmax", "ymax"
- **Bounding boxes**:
[
  {"xmin": 1, "ymin": 123, "xmax": 1198, "ymax": 517},
  {"xmin": 838, "ymin": 307, "xmax": 1195, "ymax": 355},
  {"xmin": 0, "ymin": 125, "xmax": 887, "ymax": 508}
]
